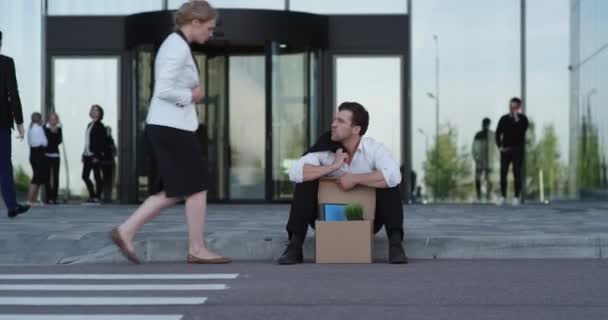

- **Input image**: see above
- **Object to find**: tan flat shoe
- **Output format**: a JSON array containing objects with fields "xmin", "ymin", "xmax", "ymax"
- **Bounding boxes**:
[
  {"xmin": 187, "ymin": 254, "xmax": 232, "ymax": 264},
  {"xmin": 111, "ymin": 227, "xmax": 141, "ymax": 264}
]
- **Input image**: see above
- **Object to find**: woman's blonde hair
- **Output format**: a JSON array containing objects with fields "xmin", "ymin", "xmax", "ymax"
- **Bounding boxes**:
[
  {"xmin": 48, "ymin": 112, "xmax": 60, "ymax": 123},
  {"xmin": 175, "ymin": 0, "xmax": 217, "ymax": 29}
]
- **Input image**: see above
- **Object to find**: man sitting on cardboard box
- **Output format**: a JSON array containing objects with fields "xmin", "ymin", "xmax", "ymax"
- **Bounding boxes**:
[{"xmin": 278, "ymin": 102, "xmax": 407, "ymax": 265}]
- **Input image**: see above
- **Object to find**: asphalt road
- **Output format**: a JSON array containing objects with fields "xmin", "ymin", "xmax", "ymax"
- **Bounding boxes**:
[{"xmin": 0, "ymin": 260, "xmax": 607, "ymax": 320}]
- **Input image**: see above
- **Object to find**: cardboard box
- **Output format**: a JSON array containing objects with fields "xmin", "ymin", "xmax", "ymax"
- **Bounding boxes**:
[{"xmin": 315, "ymin": 178, "xmax": 376, "ymax": 264}]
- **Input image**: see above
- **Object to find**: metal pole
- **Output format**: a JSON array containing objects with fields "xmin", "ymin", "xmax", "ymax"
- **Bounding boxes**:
[
  {"xmin": 162, "ymin": 0, "xmax": 168, "ymax": 10},
  {"xmin": 285, "ymin": 0, "xmax": 290, "ymax": 11},
  {"xmin": 434, "ymin": 34, "xmax": 440, "ymax": 201},
  {"xmin": 520, "ymin": 0, "xmax": 527, "ymax": 203}
]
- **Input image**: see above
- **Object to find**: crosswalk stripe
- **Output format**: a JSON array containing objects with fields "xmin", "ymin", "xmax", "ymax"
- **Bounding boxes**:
[
  {"xmin": 0, "ymin": 315, "xmax": 183, "ymax": 320},
  {"xmin": 0, "ymin": 274, "xmax": 238, "ymax": 280},
  {"xmin": 0, "ymin": 284, "xmax": 227, "ymax": 291},
  {"xmin": 0, "ymin": 297, "xmax": 207, "ymax": 306}
]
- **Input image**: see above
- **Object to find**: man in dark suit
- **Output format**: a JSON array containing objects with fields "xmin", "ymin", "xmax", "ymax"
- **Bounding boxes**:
[{"xmin": 0, "ymin": 30, "xmax": 30, "ymax": 218}]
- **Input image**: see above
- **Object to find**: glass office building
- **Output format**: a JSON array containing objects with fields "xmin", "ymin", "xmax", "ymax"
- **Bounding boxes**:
[{"xmin": 0, "ymin": 0, "xmax": 605, "ymax": 204}]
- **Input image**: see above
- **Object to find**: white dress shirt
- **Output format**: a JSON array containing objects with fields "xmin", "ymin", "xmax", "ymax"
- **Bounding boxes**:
[
  {"xmin": 83, "ymin": 123, "xmax": 93, "ymax": 157},
  {"xmin": 288, "ymin": 137, "xmax": 402, "ymax": 188},
  {"xmin": 146, "ymin": 33, "xmax": 200, "ymax": 132},
  {"xmin": 27, "ymin": 124, "xmax": 48, "ymax": 148}
]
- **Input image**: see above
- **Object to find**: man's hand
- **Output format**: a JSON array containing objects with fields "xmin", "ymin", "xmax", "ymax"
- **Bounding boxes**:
[
  {"xmin": 16, "ymin": 124, "xmax": 24, "ymax": 141},
  {"xmin": 192, "ymin": 86, "xmax": 204, "ymax": 103},
  {"xmin": 331, "ymin": 148, "xmax": 348, "ymax": 170},
  {"xmin": 337, "ymin": 173, "xmax": 358, "ymax": 191}
]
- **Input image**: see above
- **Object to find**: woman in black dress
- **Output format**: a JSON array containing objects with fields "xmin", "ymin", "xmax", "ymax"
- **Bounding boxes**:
[
  {"xmin": 111, "ymin": 0, "xmax": 230, "ymax": 264},
  {"xmin": 44, "ymin": 112, "xmax": 62, "ymax": 204},
  {"xmin": 82, "ymin": 104, "xmax": 106, "ymax": 203}
]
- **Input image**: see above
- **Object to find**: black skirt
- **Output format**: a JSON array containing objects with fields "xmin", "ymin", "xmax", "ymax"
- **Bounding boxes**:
[
  {"xmin": 146, "ymin": 124, "xmax": 208, "ymax": 198},
  {"xmin": 30, "ymin": 147, "xmax": 49, "ymax": 184}
]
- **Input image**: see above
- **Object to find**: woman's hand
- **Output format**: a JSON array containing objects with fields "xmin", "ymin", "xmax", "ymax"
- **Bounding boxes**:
[{"xmin": 191, "ymin": 86, "xmax": 204, "ymax": 103}]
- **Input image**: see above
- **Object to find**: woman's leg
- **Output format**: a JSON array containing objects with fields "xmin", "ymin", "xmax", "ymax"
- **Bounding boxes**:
[
  {"xmin": 116, "ymin": 191, "xmax": 179, "ymax": 250},
  {"xmin": 82, "ymin": 158, "xmax": 95, "ymax": 199},
  {"xmin": 184, "ymin": 190, "xmax": 223, "ymax": 258},
  {"xmin": 50, "ymin": 158, "xmax": 60, "ymax": 202},
  {"xmin": 93, "ymin": 162, "xmax": 103, "ymax": 200}
]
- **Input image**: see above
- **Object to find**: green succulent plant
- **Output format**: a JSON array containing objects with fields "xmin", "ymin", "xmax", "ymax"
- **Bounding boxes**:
[{"xmin": 344, "ymin": 203, "xmax": 364, "ymax": 221}]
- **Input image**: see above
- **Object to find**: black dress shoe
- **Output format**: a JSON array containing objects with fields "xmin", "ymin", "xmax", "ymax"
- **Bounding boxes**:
[
  {"xmin": 277, "ymin": 241, "xmax": 304, "ymax": 265},
  {"xmin": 7, "ymin": 204, "xmax": 31, "ymax": 219},
  {"xmin": 389, "ymin": 243, "xmax": 408, "ymax": 264}
]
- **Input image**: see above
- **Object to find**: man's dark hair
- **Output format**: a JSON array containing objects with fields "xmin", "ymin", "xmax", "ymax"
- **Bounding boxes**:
[
  {"xmin": 510, "ymin": 97, "xmax": 522, "ymax": 106},
  {"xmin": 0, "ymin": 30, "xmax": 3, "ymax": 40},
  {"xmin": 338, "ymin": 101, "xmax": 369, "ymax": 136},
  {"xmin": 482, "ymin": 117, "xmax": 491, "ymax": 128}
]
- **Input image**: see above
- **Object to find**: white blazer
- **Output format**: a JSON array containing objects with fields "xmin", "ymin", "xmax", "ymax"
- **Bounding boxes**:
[{"xmin": 146, "ymin": 33, "xmax": 199, "ymax": 132}]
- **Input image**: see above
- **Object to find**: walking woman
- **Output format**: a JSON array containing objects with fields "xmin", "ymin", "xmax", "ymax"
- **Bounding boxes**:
[
  {"xmin": 111, "ymin": 0, "xmax": 230, "ymax": 264},
  {"xmin": 82, "ymin": 104, "xmax": 106, "ymax": 204},
  {"xmin": 26, "ymin": 112, "xmax": 48, "ymax": 205},
  {"xmin": 44, "ymin": 112, "xmax": 62, "ymax": 204}
]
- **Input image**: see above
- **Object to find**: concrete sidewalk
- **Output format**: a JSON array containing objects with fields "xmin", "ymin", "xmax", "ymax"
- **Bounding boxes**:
[{"xmin": 1, "ymin": 202, "xmax": 607, "ymax": 265}]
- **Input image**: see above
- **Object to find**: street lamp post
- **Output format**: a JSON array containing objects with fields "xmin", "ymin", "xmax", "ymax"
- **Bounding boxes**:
[
  {"xmin": 426, "ymin": 35, "xmax": 440, "ymax": 200},
  {"xmin": 418, "ymin": 128, "xmax": 429, "ymax": 153},
  {"xmin": 433, "ymin": 34, "xmax": 440, "ymax": 144}
]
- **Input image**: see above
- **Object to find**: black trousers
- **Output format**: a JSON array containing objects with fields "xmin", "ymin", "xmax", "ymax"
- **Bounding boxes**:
[
  {"xmin": 45, "ymin": 157, "xmax": 60, "ymax": 202},
  {"xmin": 475, "ymin": 166, "xmax": 492, "ymax": 200},
  {"xmin": 286, "ymin": 180, "xmax": 404, "ymax": 240},
  {"xmin": 82, "ymin": 156, "xmax": 102, "ymax": 199},
  {"xmin": 500, "ymin": 148, "xmax": 524, "ymax": 198},
  {"xmin": 102, "ymin": 163, "xmax": 115, "ymax": 202}
]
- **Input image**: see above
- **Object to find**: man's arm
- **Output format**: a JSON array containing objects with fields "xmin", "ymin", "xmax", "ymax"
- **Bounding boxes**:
[
  {"xmin": 342, "ymin": 171, "xmax": 388, "ymax": 189},
  {"xmin": 7, "ymin": 58, "xmax": 24, "ymax": 127},
  {"xmin": 338, "ymin": 143, "xmax": 401, "ymax": 190},
  {"xmin": 495, "ymin": 117, "xmax": 503, "ymax": 148}
]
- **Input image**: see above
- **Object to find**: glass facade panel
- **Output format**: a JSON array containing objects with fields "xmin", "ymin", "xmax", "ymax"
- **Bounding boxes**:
[
  {"xmin": 0, "ymin": 0, "xmax": 42, "ymax": 201},
  {"xmin": 228, "ymin": 55, "xmax": 266, "ymax": 199},
  {"xmin": 169, "ymin": 0, "xmax": 284, "ymax": 10},
  {"xmin": 205, "ymin": 55, "xmax": 229, "ymax": 200},
  {"xmin": 52, "ymin": 57, "xmax": 119, "ymax": 201},
  {"xmin": 571, "ymin": 0, "xmax": 608, "ymax": 199},
  {"xmin": 48, "ymin": 0, "xmax": 163, "ymax": 15},
  {"xmin": 525, "ymin": 0, "xmax": 570, "ymax": 201},
  {"xmin": 412, "ymin": 0, "xmax": 520, "ymax": 203},
  {"xmin": 335, "ymin": 56, "xmax": 403, "ymax": 166},
  {"xmin": 291, "ymin": 0, "xmax": 407, "ymax": 14},
  {"xmin": 135, "ymin": 47, "xmax": 154, "ymax": 201},
  {"xmin": 272, "ymin": 51, "xmax": 310, "ymax": 200}
]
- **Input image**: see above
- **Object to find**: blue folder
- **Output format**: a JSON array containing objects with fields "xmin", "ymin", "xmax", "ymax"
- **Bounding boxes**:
[{"xmin": 321, "ymin": 204, "xmax": 347, "ymax": 221}]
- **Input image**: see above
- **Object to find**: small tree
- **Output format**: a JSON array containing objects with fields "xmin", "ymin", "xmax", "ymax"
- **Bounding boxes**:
[
  {"xmin": 526, "ymin": 124, "xmax": 566, "ymax": 199},
  {"xmin": 423, "ymin": 124, "xmax": 472, "ymax": 201}
]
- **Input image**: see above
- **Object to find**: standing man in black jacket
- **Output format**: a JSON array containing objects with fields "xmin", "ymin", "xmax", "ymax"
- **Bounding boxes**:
[
  {"xmin": 495, "ymin": 97, "xmax": 529, "ymax": 206},
  {"xmin": 0, "ymin": 31, "xmax": 31, "ymax": 218}
]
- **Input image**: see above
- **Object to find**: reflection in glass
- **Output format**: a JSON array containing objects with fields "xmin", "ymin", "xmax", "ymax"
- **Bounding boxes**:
[
  {"xmin": 571, "ymin": 0, "xmax": 608, "ymax": 199},
  {"xmin": 135, "ymin": 48, "xmax": 154, "ymax": 201},
  {"xmin": 206, "ymin": 56, "xmax": 229, "ymax": 200},
  {"xmin": 229, "ymin": 56, "xmax": 266, "ymax": 199},
  {"xmin": 52, "ymin": 58, "xmax": 119, "ymax": 200},
  {"xmin": 412, "ymin": 0, "xmax": 520, "ymax": 202},
  {"xmin": 272, "ymin": 52, "xmax": 310, "ymax": 200},
  {"xmin": 525, "ymin": 0, "xmax": 570, "ymax": 201}
]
